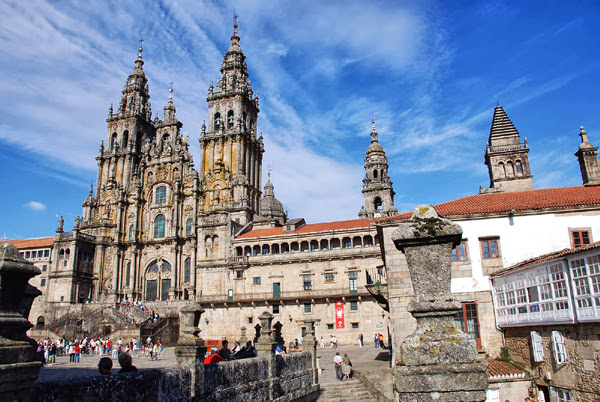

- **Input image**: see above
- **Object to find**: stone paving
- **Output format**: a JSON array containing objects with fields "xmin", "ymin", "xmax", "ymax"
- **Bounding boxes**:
[{"xmin": 37, "ymin": 344, "xmax": 394, "ymax": 400}]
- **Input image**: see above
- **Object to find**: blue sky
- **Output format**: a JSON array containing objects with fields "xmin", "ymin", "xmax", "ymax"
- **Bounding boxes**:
[{"xmin": 1, "ymin": 0, "xmax": 599, "ymax": 239}]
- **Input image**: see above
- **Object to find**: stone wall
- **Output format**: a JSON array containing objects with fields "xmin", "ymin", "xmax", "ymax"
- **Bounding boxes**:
[
  {"xmin": 32, "ymin": 352, "xmax": 318, "ymax": 401},
  {"xmin": 35, "ymin": 368, "xmax": 191, "ymax": 402},
  {"xmin": 505, "ymin": 324, "xmax": 600, "ymax": 401}
]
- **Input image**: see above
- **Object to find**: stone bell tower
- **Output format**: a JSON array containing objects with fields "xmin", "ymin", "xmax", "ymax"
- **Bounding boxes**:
[
  {"xmin": 575, "ymin": 126, "xmax": 600, "ymax": 186},
  {"xmin": 359, "ymin": 119, "xmax": 398, "ymax": 220},
  {"xmin": 199, "ymin": 20, "xmax": 263, "ymax": 225},
  {"xmin": 483, "ymin": 105, "xmax": 533, "ymax": 193}
]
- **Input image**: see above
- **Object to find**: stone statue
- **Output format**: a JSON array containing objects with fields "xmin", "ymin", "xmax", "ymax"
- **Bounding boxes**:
[{"xmin": 56, "ymin": 216, "xmax": 64, "ymax": 233}]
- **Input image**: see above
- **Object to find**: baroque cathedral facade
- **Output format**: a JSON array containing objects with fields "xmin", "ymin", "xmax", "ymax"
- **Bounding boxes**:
[{"xmin": 37, "ymin": 23, "xmax": 399, "ymax": 342}]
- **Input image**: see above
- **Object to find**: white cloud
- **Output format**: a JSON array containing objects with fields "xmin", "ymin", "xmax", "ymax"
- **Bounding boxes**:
[{"xmin": 26, "ymin": 201, "xmax": 46, "ymax": 211}]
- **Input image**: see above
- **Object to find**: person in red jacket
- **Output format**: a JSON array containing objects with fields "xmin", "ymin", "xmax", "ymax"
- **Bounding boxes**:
[
  {"xmin": 73, "ymin": 344, "xmax": 81, "ymax": 363},
  {"xmin": 204, "ymin": 346, "xmax": 225, "ymax": 364}
]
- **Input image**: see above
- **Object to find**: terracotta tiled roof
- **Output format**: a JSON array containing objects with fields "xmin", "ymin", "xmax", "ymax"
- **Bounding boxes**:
[
  {"xmin": 491, "ymin": 241, "xmax": 600, "ymax": 278},
  {"xmin": 236, "ymin": 219, "xmax": 372, "ymax": 240},
  {"xmin": 376, "ymin": 185, "xmax": 600, "ymax": 223},
  {"xmin": 487, "ymin": 359, "xmax": 526, "ymax": 380},
  {"xmin": 0, "ymin": 237, "xmax": 54, "ymax": 249}
]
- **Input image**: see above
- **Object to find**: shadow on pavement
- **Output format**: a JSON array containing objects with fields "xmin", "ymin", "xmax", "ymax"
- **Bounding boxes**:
[{"xmin": 374, "ymin": 351, "xmax": 391, "ymax": 362}]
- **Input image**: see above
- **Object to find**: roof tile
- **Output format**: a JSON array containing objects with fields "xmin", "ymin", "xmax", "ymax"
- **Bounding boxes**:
[
  {"xmin": 0, "ymin": 237, "xmax": 54, "ymax": 249},
  {"xmin": 236, "ymin": 219, "xmax": 371, "ymax": 239}
]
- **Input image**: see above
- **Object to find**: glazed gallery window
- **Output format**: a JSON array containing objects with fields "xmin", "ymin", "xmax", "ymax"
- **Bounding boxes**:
[
  {"xmin": 455, "ymin": 302, "xmax": 481, "ymax": 349},
  {"xmin": 184, "ymin": 258, "xmax": 191, "ymax": 283},
  {"xmin": 325, "ymin": 272, "xmax": 335, "ymax": 282},
  {"xmin": 185, "ymin": 218, "xmax": 193, "ymax": 235},
  {"xmin": 570, "ymin": 229, "xmax": 591, "ymax": 249},
  {"xmin": 304, "ymin": 303, "xmax": 312, "ymax": 313},
  {"xmin": 553, "ymin": 387, "xmax": 574, "ymax": 402},
  {"xmin": 452, "ymin": 241, "xmax": 469, "ymax": 261},
  {"xmin": 155, "ymin": 186, "xmax": 167, "ymax": 204},
  {"xmin": 350, "ymin": 301, "xmax": 358, "ymax": 311},
  {"xmin": 480, "ymin": 238, "xmax": 500, "ymax": 259},
  {"xmin": 154, "ymin": 214, "xmax": 166, "ymax": 238}
]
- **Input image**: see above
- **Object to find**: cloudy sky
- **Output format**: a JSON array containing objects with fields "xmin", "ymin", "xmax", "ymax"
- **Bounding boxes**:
[{"xmin": 1, "ymin": 0, "xmax": 599, "ymax": 239}]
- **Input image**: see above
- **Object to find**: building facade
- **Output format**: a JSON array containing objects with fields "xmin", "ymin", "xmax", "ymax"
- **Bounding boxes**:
[{"xmin": 490, "ymin": 242, "xmax": 600, "ymax": 402}]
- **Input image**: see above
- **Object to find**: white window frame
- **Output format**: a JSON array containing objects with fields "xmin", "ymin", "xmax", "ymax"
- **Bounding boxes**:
[
  {"xmin": 551, "ymin": 330, "xmax": 567, "ymax": 365},
  {"xmin": 552, "ymin": 387, "xmax": 574, "ymax": 402},
  {"xmin": 530, "ymin": 331, "xmax": 544, "ymax": 363}
]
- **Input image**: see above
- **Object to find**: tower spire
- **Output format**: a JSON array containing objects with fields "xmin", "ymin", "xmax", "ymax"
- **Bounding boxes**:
[
  {"xmin": 482, "ymin": 105, "xmax": 533, "ymax": 193},
  {"xmin": 575, "ymin": 126, "xmax": 600, "ymax": 186}
]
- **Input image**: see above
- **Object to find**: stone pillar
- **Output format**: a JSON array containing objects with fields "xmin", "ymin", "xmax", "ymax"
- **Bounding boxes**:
[
  {"xmin": 255, "ymin": 311, "xmax": 276, "ymax": 357},
  {"xmin": 174, "ymin": 303, "xmax": 206, "ymax": 399},
  {"xmin": 0, "ymin": 244, "xmax": 43, "ymax": 401},
  {"xmin": 239, "ymin": 326, "xmax": 247, "ymax": 346},
  {"xmin": 390, "ymin": 205, "xmax": 487, "ymax": 402},
  {"xmin": 302, "ymin": 318, "xmax": 319, "ymax": 385}
]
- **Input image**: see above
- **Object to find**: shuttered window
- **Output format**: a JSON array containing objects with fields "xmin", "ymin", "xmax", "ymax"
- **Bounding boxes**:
[
  {"xmin": 551, "ymin": 330, "xmax": 567, "ymax": 365},
  {"xmin": 530, "ymin": 331, "xmax": 544, "ymax": 362}
]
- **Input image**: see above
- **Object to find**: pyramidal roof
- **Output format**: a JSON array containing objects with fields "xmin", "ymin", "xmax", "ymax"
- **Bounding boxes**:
[{"xmin": 489, "ymin": 105, "xmax": 521, "ymax": 141}]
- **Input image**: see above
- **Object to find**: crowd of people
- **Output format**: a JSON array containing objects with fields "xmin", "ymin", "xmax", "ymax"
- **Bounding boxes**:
[{"xmin": 36, "ymin": 335, "xmax": 163, "ymax": 366}]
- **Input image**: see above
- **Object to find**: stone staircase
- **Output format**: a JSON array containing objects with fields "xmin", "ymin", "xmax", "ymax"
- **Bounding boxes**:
[{"xmin": 317, "ymin": 378, "xmax": 379, "ymax": 401}]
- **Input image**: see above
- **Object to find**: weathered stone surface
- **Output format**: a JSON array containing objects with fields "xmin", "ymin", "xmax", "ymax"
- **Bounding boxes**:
[
  {"xmin": 390, "ymin": 206, "xmax": 487, "ymax": 401},
  {"xmin": 0, "ymin": 244, "xmax": 43, "ymax": 401}
]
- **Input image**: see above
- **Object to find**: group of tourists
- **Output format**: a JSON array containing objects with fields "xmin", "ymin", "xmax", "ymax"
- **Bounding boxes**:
[
  {"xmin": 374, "ymin": 333, "xmax": 385, "ymax": 348},
  {"xmin": 97, "ymin": 352, "xmax": 138, "ymax": 375},
  {"xmin": 36, "ymin": 335, "xmax": 162, "ymax": 365}
]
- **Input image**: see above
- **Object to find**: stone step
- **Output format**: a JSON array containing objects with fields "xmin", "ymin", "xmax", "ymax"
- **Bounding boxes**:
[{"xmin": 317, "ymin": 377, "xmax": 378, "ymax": 401}]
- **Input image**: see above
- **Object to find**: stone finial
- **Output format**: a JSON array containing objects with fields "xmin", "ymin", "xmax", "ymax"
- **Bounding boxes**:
[
  {"xmin": 579, "ymin": 125, "xmax": 591, "ymax": 147},
  {"xmin": 179, "ymin": 302, "xmax": 204, "ymax": 340},
  {"xmin": 56, "ymin": 215, "xmax": 64, "ymax": 233}
]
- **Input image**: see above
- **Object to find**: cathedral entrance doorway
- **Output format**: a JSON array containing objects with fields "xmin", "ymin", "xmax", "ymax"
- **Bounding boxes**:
[{"xmin": 145, "ymin": 260, "xmax": 172, "ymax": 301}]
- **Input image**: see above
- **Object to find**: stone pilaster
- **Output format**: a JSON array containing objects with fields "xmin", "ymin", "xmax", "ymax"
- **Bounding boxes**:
[
  {"xmin": 0, "ymin": 244, "xmax": 43, "ymax": 401},
  {"xmin": 302, "ymin": 318, "xmax": 319, "ymax": 385},
  {"xmin": 390, "ymin": 205, "xmax": 488, "ymax": 402},
  {"xmin": 174, "ymin": 302, "xmax": 206, "ymax": 399}
]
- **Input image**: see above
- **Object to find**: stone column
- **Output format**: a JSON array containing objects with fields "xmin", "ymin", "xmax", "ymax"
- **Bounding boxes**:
[
  {"xmin": 174, "ymin": 302, "xmax": 206, "ymax": 399},
  {"xmin": 255, "ymin": 311, "xmax": 276, "ymax": 357},
  {"xmin": 0, "ymin": 245, "xmax": 43, "ymax": 401},
  {"xmin": 390, "ymin": 205, "xmax": 487, "ymax": 402},
  {"xmin": 302, "ymin": 318, "xmax": 319, "ymax": 385},
  {"xmin": 239, "ymin": 326, "xmax": 247, "ymax": 346}
]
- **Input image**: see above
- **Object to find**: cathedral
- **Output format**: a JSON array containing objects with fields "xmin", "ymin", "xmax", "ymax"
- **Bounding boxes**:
[
  {"xmin": 30, "ymin": 22, "xmax": 399, "ymax": 343},
  {"xmin": 9, "ymin": 22, "xmax": 600, "ymax": 355}
]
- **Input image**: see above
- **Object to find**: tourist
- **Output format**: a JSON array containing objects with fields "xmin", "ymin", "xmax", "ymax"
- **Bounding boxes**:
[
  {"xmin": 204, "ymin": 346, "xmax": 225, "ymax": 364},
  {"xmin": 379, "ymin": 333, "xmax": 385, "ymax": 349},
  {"xmin": 329, "ymin": 335, "xmax": 334, "ymax": 348},
  {"xmin": 152, "ymin": 342, "xmax": 159, "ymax": 360},
  {"xmin": 98, "ymin": 357, "xmax": 113, "ymax": 375},
  {"xmin": 374, "ymin": 333, "xmax": 379, "ymax": 348},
  {"xmin": 342, "ymin": 353, "xmax": 353, "ymax": 380},
  {"xmin": 73, "ymin": 343, "xmax": 81, "ymax": 363},
  {"xmin": 320, "ymin": 336, "xmax": 324, "ymax": 348},
  {"xmin": 111, "ymin": 343, "xmax": 119, "ymax": 359},
  {"xmin": 333, "ymin": 352, "xmax": 343, "ymax": 381},
  {"xmin": 232, "ymin": 341, "xmax": 241, "ymax": 355},
  {"xmin": 117, "ymin": 352, "xmax": 138, "ymax": 373},
  {"xmin": 219, "ymin": 340, "xmax": 231, "ymax": 360},
  {"xmin": 332, "ymin": 335, "xmax": 338, "ymax": 349}
]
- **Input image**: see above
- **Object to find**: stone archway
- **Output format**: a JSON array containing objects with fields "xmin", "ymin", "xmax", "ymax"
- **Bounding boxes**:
[{"xmin": 144, "ymin": 260, "xmax": 172, "ymax": 301}]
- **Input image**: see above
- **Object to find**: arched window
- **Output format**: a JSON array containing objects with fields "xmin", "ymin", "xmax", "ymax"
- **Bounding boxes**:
[
  {"xmin": 343, "ymin": 237, "xmax": 352, "ymax": 249},
  {"xmin": 125, "ymin": 262, "xmax": 131, "ymax": 287},
  {"xmin": 320, "ymin": 239, "xmax": 329, "ymax": 250},
  {"xmin": 364, "ymin": 235, "xmax": 373, "ymax": 247},
  {"xmin": 122, "ymin": 130, "xmax": 129, "ymax": 148},
  {"xmin": 111, "ymin": 133, "xmax": 117, "ymax": 150},
  {"xmin": 253, "ymin": 245, "xmax": 260, "ymax": 256},
  {"xmin": 128, "ymin": 225, "xmax": 134, "ymax": 241},
  {"xmin": 242, "ymin": 112, "xmax": 247, "ymax": 129},
  {"xmin": 374, "ymin": 197, "xmax": 383, "ymax": 212},
  {"xmin": 154, "ymin": 214, "xmax": 165, "ymax": 238},
  {"xmin": 162, "ymin": 134, "xmax": 170, "ymax": 143},
  {"xmin": 212, "ymin": 235, "xmax": 219, "ymax": 253},
  {"xmin": 353, "ymin": 236, "xmax": 362, "ymax": 248},
  {"xmin": 184, "ymin": 257, "xmax": 191, "ymax": 283},
  {"xmin": 227, "ymin": 110, "xmax": 234, "ymax": 129},
  {"xmin": 310, "ymin": 240, "xmax": 318, "ymax": 251},
  {"xmin": 36, "ymin": 316, "xmax": 45, "ymax": 328},
  {"xmin": 186, "ymin": 218, "xmax": 193, "ymax": 235},
  {"xmin": 300, "ymin": 241, "xmax": 309, "ymax": 252},
  {"xmin": 271, "ymin": 244, "xmax": 280, "ymax": 254},
  {"xmin": 145, "ymin": 260, "xmax": 172, "ymax": 301},
  {"xmin": 155, "ymin": 186, "xmax": 167, "ymax": 204},
  {"xmin": 499, "ymin": 162, "xmax": 506, "ymax": 178},
  {"xmin": 214, "ymin": 112, "xmax": 221, "ymax": 130},
  {"xmin": 507, "ymin": 162, "xmax": 515, "ymax": 177},
  {"xmin": 515, "ymin": 160, "xmax": 523, "ymax": 175},
  {"xmin": 262, "ymin": 245, "xmax": 270, "ymax": 255},
  {"xmin": 373, "ymin": 170, "xmax": 378, "ymax": 179}
]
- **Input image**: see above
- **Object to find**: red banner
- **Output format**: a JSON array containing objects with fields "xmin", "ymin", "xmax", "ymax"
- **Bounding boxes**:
[{"xmin": 335, "ymin": 300, "xmax": 344, "ymax": 329}]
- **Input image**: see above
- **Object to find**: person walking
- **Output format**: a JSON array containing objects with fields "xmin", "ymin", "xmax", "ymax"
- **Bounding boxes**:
[
  {"xmin": 319, "ymin": 336, "xmax": 324, "ymax": 349},
  {"xmin": 342, "ymin": 353, "xmax": 353, "ymax": 380},
  {"xmin": 333, "ymin": 352, "xmax": 343, "ymax": 381}
]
